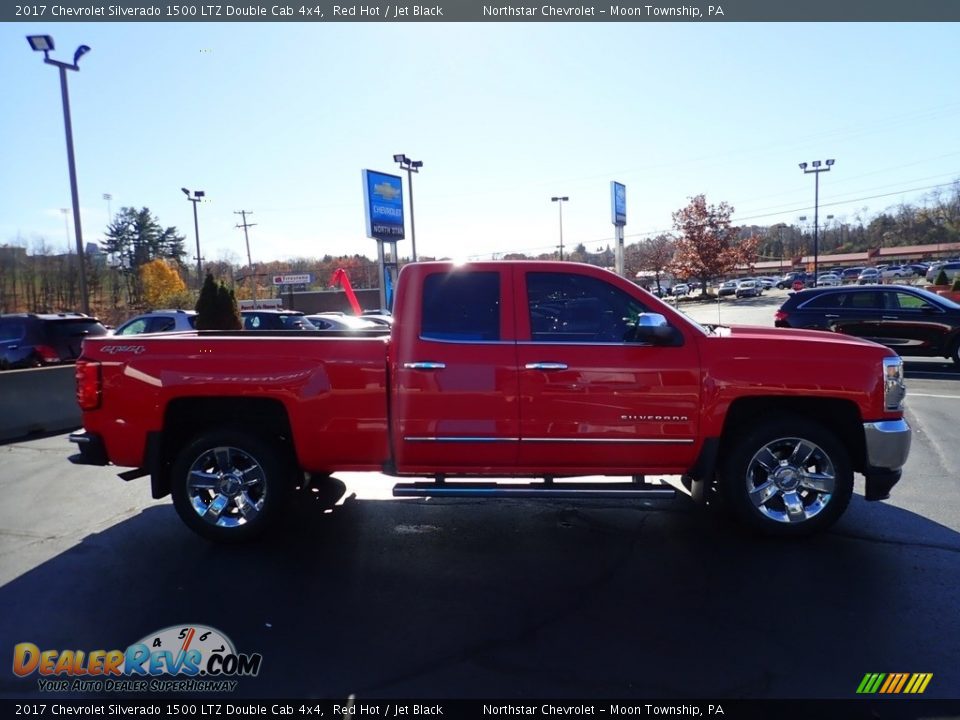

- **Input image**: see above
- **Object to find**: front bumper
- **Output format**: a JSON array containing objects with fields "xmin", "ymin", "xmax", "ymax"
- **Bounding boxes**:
[{"xmin": 862, "ymin": 419, "xmax": 911, "ymax": 501}]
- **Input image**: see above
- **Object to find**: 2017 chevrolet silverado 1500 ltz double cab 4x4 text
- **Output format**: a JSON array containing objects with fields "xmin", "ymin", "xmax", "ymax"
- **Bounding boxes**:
[{"xmin": 69, "ymin": 261, "xmax": 911, "ymax": 542}]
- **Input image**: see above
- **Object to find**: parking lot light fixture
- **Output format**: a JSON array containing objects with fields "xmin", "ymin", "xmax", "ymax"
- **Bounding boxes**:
[
  {"xmin": 182, "ymin": 188, "xmax": 205, "ymax": 288},
  {"xmin": 27, "ymin": 34, "xmax": 91, "ymax": 315},
  {"xmin": 799, "ymin": 159, "xmax": 835, "ymax": 280},
  {"xmin": 393, "ymin": 153, "xmax": 423, "ymax": 262}
]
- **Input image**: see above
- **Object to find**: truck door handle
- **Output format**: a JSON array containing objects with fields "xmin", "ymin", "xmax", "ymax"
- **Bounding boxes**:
[
  {"xmin": 882, "ymin": 316, "xmax": 898, "ymax": 320},
  {"xmin": 824, "ymin": 314, "xmax": 840, "ymax": 319},
  {"xmin": 403, "ymin": 362, "xmax": 446, "ymax": 370},
  {"xmin": 525, "ymin": 362, "xmax": 568, "ymax": 371}
]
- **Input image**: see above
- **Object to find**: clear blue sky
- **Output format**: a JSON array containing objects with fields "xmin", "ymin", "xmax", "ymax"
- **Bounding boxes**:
[{"xmin": 2, "ymin": 22, "xmax": 958, "ymax": 266}]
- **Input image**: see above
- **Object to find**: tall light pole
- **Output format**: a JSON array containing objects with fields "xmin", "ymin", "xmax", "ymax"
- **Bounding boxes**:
[
  {"xmin": 103, "ymin": 192, "xmax": 112, "ymax": 222},
  {"xmin": 551, "ymin": 196, "xmax": 569, "ymax": 260},
  {"xmin": 181, "ymin": 188, "xmax": 205, "ymax": 288},
  {"xmin": 799, "ymin": 159, "xmax": 835, "ymax": 281},
  {"xmin": 393, "ymin": 154, "xmax": 422, "ymax": 262},
  {"xmin": 27, "ymin": 34, "xmax": 91, "ymax": 315}
]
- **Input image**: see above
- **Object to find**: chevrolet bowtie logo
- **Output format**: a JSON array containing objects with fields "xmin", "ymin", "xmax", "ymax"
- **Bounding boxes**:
[{"xmin": 374, "ymin": 182, "xmax": 400, "ymax": 201}]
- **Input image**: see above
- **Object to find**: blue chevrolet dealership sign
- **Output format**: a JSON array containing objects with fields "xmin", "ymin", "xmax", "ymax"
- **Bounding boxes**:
[
  {"xmin": 611, "ymin": 181, "xmax": 626, "ymax": 226},
  {"xmin": 363, "ymin": 170, "xmax": 405, "ymax": 240}
]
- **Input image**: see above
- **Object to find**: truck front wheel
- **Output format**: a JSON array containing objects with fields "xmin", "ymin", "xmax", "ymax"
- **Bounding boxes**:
[
  {"xmin": 721, "ymin": 417, "xmax": 853, "ymax": 536},
  {"xmin": 171, "ymin": 429, "xmax": 291, "ymax": 542}
]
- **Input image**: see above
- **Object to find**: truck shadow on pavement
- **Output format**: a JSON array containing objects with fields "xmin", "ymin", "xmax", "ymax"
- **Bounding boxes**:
[{"xmin": 1, "ymin": 485, "xmax": 958, "ymax": 702}]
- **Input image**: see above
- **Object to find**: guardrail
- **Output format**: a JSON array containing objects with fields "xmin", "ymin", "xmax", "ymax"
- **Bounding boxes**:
[{"xmin": 0, "ymin": 365, "xmax": 80, "ymax": 442}]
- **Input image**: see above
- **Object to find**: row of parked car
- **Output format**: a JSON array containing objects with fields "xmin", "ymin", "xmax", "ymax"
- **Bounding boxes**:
[
  {"xmin": 717, "ymin": 277, "xmax": 779, "ymax": 298},
  {"xmin": 0, "ymin": 309, "xmax": 392, "ymax": 370}
]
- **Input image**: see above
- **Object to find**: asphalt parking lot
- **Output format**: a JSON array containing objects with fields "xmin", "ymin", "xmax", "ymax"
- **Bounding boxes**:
[{"xmin": 1, "ymin": 293, "xmax": 959, "ymax": 706}]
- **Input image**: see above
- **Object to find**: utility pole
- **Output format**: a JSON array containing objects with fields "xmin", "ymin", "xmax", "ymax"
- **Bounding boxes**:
[
  {"xmin": 551, "ymin": 196, "xmax": 568, "ymax": 260},
  {"xmin": 235, "ymin": 210, "xmax": 258, "ymax": 305}
]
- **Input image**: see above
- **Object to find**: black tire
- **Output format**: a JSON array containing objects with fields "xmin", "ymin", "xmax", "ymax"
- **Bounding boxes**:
[
  {"xmin": 720, "ymin": 416, "xmax": 853, "ymax": 537},
  {"xmin": 170, "ymin": 429, "xmax": 292, "ymax": 542}
]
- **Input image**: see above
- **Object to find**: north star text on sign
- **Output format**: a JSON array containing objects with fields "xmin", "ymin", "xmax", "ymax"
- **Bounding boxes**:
[{"xmin": 482, "ymin": 5, "xmax": 601, "ymax": 14}]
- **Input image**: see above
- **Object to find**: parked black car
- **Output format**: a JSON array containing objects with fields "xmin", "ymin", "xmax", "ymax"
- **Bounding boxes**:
[
  {"xmin": 774, "ymin": 285, "xmax": 960, "ymax": 364},
  {"xmin": 775, "ymin": 271, "xmax": 815, "ymax": 289},
  {"xmin": 0, "ymin": 313, "xmax": 109, "ymax": 370}
]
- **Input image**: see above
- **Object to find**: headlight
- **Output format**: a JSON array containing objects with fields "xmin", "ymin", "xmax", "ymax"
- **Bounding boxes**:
[{"xmin": 883, "ymin": 356, "xmax": 906, "ymax": 411}]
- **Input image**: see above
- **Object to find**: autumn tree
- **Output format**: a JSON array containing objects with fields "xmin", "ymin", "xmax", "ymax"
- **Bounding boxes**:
[
  {"xmin": 633, "ymin": 234, "xmax": 677, "ymax": 295},
  {"xmin": 140, "ymin": 258, "xmax": 188, "ymax": 309},
  {"xmin": 671, "ymin": 195, "xmax": 754, "ymax": 295}
]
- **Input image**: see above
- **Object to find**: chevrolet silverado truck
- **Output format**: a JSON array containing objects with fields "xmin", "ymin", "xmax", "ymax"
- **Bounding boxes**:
[{"xmin": 70, "ymin": 261, "xmax": 911, "ymax": 542}]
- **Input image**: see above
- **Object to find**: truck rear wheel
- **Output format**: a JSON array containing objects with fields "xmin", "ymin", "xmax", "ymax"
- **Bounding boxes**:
[
  {"xmin": 721, "ymin": 417, "xmax": 853, "ymax": 536},
  {"xmin": 171, "ymin": 429, "xmax": 291, "ymax": 542}
]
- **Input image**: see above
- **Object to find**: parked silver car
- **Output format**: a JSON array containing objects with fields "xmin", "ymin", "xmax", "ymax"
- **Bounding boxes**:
[
  {"xmin": 926, "ymin": 262, "xmax": 960, "ymax": 283},
  {"xmin": 305, "ymin": 313, "xmax": 383, "ymax": 331},
  {"xmin": 858, "ymin": 268, "xmax": 881, "ymax": 285},
  {"xmin": 113, "ymin": 309, "xmax": 197, "ymax": 335}
]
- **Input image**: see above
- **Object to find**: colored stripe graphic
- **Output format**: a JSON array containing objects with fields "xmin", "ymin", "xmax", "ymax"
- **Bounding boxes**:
[
  {"xmin": 905, "ymin": 673, "xmax": 933, "ymax": 694},
  {"xmin": 856, "ymin": 673, "xmax": 885, "ymax": 694},
  {"xmin": 857, "ymin": 673, "xmax": 932, "ymax": 694}
]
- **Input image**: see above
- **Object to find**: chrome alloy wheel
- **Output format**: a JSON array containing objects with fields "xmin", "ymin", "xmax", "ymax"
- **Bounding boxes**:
[
  {"xmin": 745, "ymin": 437, "xmax": 836, "ymax": 524},
  {"xmin": 186, "ymin": 446, "xmax": 267, "ymax": 528}
]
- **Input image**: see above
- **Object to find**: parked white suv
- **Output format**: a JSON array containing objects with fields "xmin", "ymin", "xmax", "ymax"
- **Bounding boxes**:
[{"xmin": 113, "ymin": 310, "xmax": 197, "ymax": 335}]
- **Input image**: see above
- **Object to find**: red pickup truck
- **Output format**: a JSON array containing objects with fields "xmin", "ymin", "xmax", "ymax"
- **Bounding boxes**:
[{"xmin": 70, "ymin": 261, "xmax": 911, "ymax": 541}]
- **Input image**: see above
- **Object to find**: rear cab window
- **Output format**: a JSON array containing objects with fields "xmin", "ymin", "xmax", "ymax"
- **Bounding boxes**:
[{"xmin": 421, "ymin": 272, "xmax": 501, "ymax": 341}]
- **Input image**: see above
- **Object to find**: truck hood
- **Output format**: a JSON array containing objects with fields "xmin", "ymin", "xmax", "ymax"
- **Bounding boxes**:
[{"xmin": 716, "ymin": 323, "xmax": 885, "ymax": 349}]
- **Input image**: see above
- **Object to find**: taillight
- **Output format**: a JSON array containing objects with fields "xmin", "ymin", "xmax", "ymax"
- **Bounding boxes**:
[
  {"xmin": 76, "ymin": 360, "xmax": 101, "ymax": 410},
  {"xmin": 35, "ymin": 344, "xmax": 60, "ymax": 363},
  {"xmin": 774, "ymin": 310, "xmax": 788, "ymax": 323}
]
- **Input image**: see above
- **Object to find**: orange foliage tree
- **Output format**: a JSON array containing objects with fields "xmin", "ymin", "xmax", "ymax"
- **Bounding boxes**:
[
  {"xmin": 140, "ymin": 258, "xmax": 188, "ymax": 309},
  {"xmin": 670, "ymin": 195, "xmax": 757, "ymax": 295}
]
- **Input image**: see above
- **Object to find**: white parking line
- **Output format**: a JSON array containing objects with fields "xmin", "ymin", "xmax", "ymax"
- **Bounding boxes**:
[{"xmin": 909, "ymin": 392, "xmax": 960, "ymax": 400}]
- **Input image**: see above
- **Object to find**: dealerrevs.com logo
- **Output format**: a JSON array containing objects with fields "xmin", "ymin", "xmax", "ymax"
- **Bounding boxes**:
[{"xmin": 13, "ymin": 625, "xmax": 262, "ymax": 693}]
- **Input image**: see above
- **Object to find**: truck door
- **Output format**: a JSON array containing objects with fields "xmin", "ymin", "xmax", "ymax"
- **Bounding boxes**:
[
  {"xmin": 516, "ymin": 269, "xmax": 700, "ymax": 472},
  {"xmin": 391, "ymin": 266, "xmax": 520, "ymax": 473}
]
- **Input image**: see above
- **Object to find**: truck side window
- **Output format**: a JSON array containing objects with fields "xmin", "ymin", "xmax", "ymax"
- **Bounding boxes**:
[
  {"xmin": 527, "ymin": 272, "xmax": 649, "ymax": 343},
  {"xmin": 421, "ymin": 272, "xmax": 500, "ymax": 341}
]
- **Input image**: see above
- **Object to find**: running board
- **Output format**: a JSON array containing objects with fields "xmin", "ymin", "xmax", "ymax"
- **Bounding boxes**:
[{"xmin": 392, "ymin": 481, "xmax": 676, "ymax": 500}]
